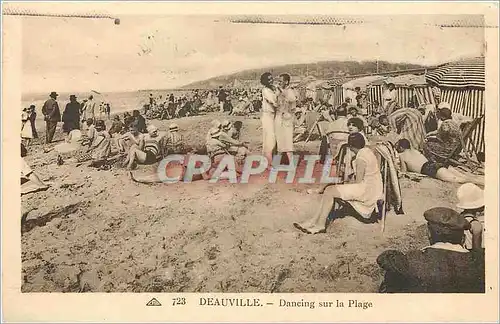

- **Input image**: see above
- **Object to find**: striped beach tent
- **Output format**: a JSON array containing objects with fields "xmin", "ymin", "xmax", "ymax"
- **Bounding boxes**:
[
  {"xmin": 441, "ymin": 88, "xmax": 485, "ymax": 152},
  {"xmin": 425, "ymin": 57, "xmax": 485, "ymax": 89}
]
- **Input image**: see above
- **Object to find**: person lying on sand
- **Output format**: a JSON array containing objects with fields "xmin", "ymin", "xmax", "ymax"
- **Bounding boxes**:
[
  {"xmin": 396, "ymin": 139, "xmax": 484, "ymax": 186},
  {"xmin": 125, "ymin": 124, "xmax": 165, "ymax": 170},
  {"xmin": 21, "ymin": 144, "xmax": 49, "ymax": 195}
]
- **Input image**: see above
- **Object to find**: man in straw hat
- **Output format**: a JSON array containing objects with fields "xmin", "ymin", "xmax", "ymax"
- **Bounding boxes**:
[
  {"xmin": 377, "ymin": 207, "xmax": 485, "ymax": 293},
  {"xmin": 41, "ymin": 91, "xmax": 61, "ymax": 143},
  {"xmin": 165, "ymin": 123, "xmax": 184, "ymax": 155},
  {"xmin": 456, "ymin": 183, "xmax": 484, "ymax": 250}
]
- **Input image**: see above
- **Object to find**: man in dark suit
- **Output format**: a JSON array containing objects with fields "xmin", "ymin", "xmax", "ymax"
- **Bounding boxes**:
[
  {"xmin": 377, "ymin": 207, "xmax": 485, "ymax": 293},
  {"xmin": 41, "ymin": 91, "xmax": 61, "ymax": 143}
]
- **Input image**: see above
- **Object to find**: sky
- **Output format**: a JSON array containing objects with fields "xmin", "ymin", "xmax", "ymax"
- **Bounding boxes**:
[{"xmin": 21, "ymin": 14, "xmax": 485, "ymax": 93}]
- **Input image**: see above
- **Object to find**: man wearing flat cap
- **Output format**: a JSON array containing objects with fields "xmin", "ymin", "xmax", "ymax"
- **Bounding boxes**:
[
  {"xmin": 41, "ymin": 91, "xmax": 61, "ymax": 143},
  {"xmin": 377, "ymin": 207, "xmax": 485, "ymax": 293}
]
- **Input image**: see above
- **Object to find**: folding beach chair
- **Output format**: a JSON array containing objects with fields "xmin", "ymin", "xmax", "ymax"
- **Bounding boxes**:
[
  {"xmin": 430, "ymin": 115, "xmax": 484, "ymax": 170},
  {"xmin": 329, "ymin": 143, "xmax": 391, "ymax": 233}
]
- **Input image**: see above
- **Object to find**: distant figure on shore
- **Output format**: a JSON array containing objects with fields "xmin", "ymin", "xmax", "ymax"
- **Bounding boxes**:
[
  {"xmin": 28, "ymin": 105, "xmax": 38, "ymax": 139},
  {"xmin": 21, "ymin": 108, "xmax": 33, "ymax": 146},
  {"xmin": 62, "ymin": 95, "xmax": 80, "ymax": 133},
  {"xmin": 217, "ymin": 86, "xmax": 228, "ymax": 113},
  {"xmin": 105, "ymin": 103, "xmax": 111, "ymax": 120},
  {"xmin": 81, "ymin": 95, "xmax": 96, "ymax": 126},
  {"xmin": 41, "ymin": 91, "xmax": 61, "ymax": 144}
]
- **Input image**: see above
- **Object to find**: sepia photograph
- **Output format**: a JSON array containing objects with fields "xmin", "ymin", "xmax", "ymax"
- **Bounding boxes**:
[
  {"xmin": 2, "ymin": 2, "xmax": 499, "ymax": 322},
  {"xmin": 16, "ymin": 11, "xmax": 489, "ymax": 294}
]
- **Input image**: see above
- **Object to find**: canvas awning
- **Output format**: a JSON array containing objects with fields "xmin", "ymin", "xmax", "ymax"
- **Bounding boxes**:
[{"xmin": 425, "ymin": 57, "xmax": 485, "ymax": 89}]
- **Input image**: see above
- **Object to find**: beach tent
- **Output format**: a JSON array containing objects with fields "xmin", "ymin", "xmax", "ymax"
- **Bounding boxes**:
[
  {"xmin": 426, "ymin": 57, "xmax": 485, "ymax": 153},
  {"xmin": 305, "ymin": 80, "xmax": 326, "ymax": 103},
  {"xmin": 367, "ymin": 74, "xmax": 437, "ymax": 111},
  {"xmin": 342, "ymin": 75, "xmax": 387, "ymax": 104}
]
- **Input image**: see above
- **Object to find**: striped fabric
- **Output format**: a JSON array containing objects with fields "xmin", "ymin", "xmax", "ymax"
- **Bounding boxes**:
[
  {"xmin": 388, "ymin": 108, "xmax": 426, "ymax": 151},
  {"xmin": 441, "ymin": 88, "xmax": 485, "ymax": 152},
  {"xmin": 328, "ymin": 86, "xmax": 344, "ymax": 107},
  {"xmin": 425, "ymin": 57, "xmax": 485, "ymax": 89}
]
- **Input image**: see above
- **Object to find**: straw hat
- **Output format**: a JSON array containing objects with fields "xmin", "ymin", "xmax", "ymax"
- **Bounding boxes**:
[
  {"xmin": 209, "ymin": 127, "xmax": 221, "ymax": 138},
  {"xmin": 169, "ymin": 123, "xmax": 179, "ymax": 131},
  {"xmin": 456, "ymin": 183, "xmax": 484, "ymax": 210}
]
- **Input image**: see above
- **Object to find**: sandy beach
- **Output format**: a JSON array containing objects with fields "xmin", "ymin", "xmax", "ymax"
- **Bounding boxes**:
[{"xmin": 21, "ymin": 112, "xmax": 463, "ymax": 293}]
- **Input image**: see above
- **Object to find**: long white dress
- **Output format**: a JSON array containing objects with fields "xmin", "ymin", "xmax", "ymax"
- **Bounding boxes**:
[
  {"xmin": 275, "ymin": 87, "xmax": 296, "ymax": 153},
  {"xmin": 261, "ymin": 87, "xmax": 278, "ymax": 155},
  {"xmin": 337, "ymin": 147, "xmax": 383, "ymax": 218}
]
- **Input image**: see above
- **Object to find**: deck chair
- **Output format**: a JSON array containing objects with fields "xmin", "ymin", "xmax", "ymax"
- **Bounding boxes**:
[
  {"xmin": 329, "ymin": 143, "xmax": 393, "ymax": 233},
  {"xmin": 429, "ymin": 115, "xmax": 484, "ymax": 171},
  {"xmin": 303, "ymin": 111, "xmax": 321, "ymax": 143}
]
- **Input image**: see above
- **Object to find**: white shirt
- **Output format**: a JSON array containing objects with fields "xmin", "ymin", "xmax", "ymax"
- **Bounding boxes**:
[
  {"xmin": 382, "ymin": 89, "xmax": 397, "ymax": 108},
  {"xmin": 261, "ymin": 87, "xmax": 278, "ymax": 114}
]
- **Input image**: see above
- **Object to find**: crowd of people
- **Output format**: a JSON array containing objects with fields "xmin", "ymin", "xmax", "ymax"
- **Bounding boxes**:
[
  {"xmin": 143, "ymin": 87, "xmax": 263, "ymax": 120},
  {"xmin": 20, "ymin": 69, "xmax": 486, "ymax": 293}
]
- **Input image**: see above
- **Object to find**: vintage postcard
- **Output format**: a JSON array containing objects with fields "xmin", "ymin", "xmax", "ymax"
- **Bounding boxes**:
[{"xmin": 2, "ymin": 1, "xmax": 499, "ymax": 322}]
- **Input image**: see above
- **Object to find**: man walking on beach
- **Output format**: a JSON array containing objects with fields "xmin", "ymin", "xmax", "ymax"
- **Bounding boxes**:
[{"xmin": 41, "ymin": 91, "xmax": 61, "ymax": 143}]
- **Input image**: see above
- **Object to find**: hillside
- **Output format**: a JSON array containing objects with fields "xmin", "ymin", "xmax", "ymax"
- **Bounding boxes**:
[{"xmin": 181, "ymin": 60, "xmax": 426, "ymax": 89}]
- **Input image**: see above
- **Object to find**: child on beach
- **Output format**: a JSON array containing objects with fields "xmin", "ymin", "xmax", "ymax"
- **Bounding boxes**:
[{"xmin": 456, "ymin": 183, "xmax": 484, "ymax": 250}]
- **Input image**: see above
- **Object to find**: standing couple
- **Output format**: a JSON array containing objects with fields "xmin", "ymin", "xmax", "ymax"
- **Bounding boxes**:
[{"xmin": 260, "ymin": 72, "xmax": 297, "ymax": 170}]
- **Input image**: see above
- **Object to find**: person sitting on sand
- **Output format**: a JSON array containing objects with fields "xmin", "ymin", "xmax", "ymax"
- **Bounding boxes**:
[
  {"xmin": 377, "ymin": 207, "xmax": 485, "ymax": 293},
  {"xmin": 89, "ymin": 120, "xmax": 112, "ymax": 167},
  {"xmin": 206, "ymin": 120, "xmax": 223, "ymax": 142},
  {"xmin": 108, "ymin": 115, "xmax": 124, "ymax": 136},
  {"xmin": 219, "ymin": 120, "xmax": 249, "ymax": 161},
  {"xmin": 133, "ymin": 110, "xmax": 147, "ymax": 133},
  {"xmin": 294, "ymin": 133, "xmax": 383, "ymax": 234},
  {"xmin": 165, "ymin": 123, "xmax": 184, "ymax": 155},
  {"xmin": 221, "ymin": 120, "xmax": 239, "ymax": 140},
  {"xmin": 21, "ymin": 143, "xmax": 49, "ymax": 195},
  {"xmin": 396, "ymin": 139, "xmax": 484, "ymax": 186},
  {"xmin": 456, "ymin": 183, "xmax": 485, "ymax": 251},
  {"xmin": 85, "ymin": 118, "xmax": 97, "ymax": 147},
  {"xmin": 347, "ymin": 106, "xmax": 367, "ymax": 129},
  {"xmin": 203, "ymin": 127, "xmax": 234, "ymax": 180},
  {"xmin": 125, "ymin": 124, "xmax": 165, "ymax": 170}
]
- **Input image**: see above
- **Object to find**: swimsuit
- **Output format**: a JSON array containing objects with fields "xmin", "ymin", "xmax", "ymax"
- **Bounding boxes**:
[{"xmin": 420, "ymin": 161, "xmax": 439, "ymax": 178}]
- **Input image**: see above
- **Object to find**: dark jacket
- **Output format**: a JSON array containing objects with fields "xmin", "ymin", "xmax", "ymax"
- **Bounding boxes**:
[
  {"xmin": 41, "ymin": 98, "xmax": 61, "ymax": 122},
  {"xmin": 377, "ymin": 247, "xmax": 485, "ymax": 293},
  {"xmin": 62, "ymin": 101, "xmax": 81, "ymax": 131}
]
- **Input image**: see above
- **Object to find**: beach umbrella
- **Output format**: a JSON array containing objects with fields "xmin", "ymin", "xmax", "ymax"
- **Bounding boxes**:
[{"xmin": 425, "ymin": 57, "xmax": 485, "ymax": 89}]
